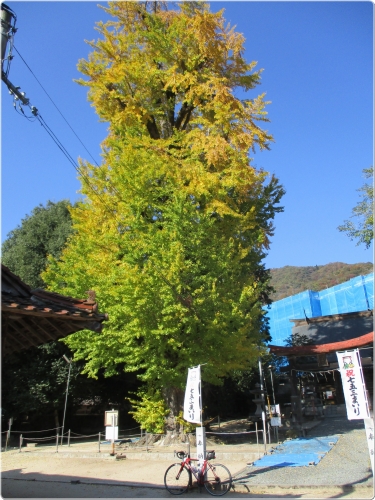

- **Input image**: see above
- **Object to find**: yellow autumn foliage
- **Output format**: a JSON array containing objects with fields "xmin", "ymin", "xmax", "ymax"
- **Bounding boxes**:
[{"xmin": 43, "ymin": 2, "xmax": 284, "ymax": 428}]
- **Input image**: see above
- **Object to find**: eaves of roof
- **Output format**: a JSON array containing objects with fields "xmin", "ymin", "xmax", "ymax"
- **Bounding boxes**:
[
  {"xmin": 269, "ymin": 331, "xmax": 374, "ymax": 357},
  {"xmin": 2, "ymin": 264, "xmax": 109, "ymax": 357}
]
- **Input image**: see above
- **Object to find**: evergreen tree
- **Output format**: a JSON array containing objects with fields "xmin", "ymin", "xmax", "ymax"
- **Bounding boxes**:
[
  {"xmin": 2, "ymin": 200, "xmax": 74, "ymax": 289},
  {"xmin": 1, "ymin": 200, "xmax": 137, "ymax": 428},
  {"xmin": 2, "ymin": 200, "xmax": 77, "ymax": 426}
]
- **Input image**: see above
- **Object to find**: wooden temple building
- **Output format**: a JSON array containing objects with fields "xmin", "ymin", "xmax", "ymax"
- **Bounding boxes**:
[
  {"xmin": 268, "ymin": 310, "xmax": 373, "ymax": 427},
  {"xmin": 2, "ymin": 264, "xmax": 108, "ymax": 357}
]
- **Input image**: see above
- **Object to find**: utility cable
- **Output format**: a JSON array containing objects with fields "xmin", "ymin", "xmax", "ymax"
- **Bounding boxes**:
[
  {"xmin": 36, "ymin": 112, "xmax": 187, "ymax": 302},
  {"xmin": 13, "ymin": 46, "xmax": 128, "ymax": 206},
  {"xmin": 13, "ymin": 45, "xmax": 100, "ymax": 167},
  {"xmin": 35, "ymin": 112, "xmax": 116, "ymax": 218},
  {"xmin": 13, "ymin": 99, "xmax": 37, "ymax": 121},
  {"xmin": 4, "ymin": 52, "xmax": 192, "ymax": 307},
  {"xmin": 20, "ymin": 100, "xmax": 179, "ymax": 300},
  {"xmin": 36, "ymin": 113, "xmax": 84, "ymax": 170}
]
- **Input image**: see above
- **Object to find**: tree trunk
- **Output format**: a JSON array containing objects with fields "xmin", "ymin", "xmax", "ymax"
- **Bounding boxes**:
[{"xmin": 163, "ymin": 387, "xmax": 184, "ymax": 432}]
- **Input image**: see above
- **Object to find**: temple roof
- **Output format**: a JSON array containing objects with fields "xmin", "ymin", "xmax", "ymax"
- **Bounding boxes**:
[
  {"xmin": 2, "ymin": 264, "xmax": 108, "ymax": 357},
  {"xmin": 269, "ymin": 331, "xmax": 373, "ymax": 356},
  {"xmin": 269, "ymin": 310, "xmax": 373, "ymax": 371}
]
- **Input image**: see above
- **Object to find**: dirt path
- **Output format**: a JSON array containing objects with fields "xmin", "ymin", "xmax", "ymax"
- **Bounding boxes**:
[
  {"xmin": 1, "ymin": 452, "xmax": 373, "ymax": 498},
  {"xmin": 1, "ymin": 478, "xmax": 372, "ymax": 498}
]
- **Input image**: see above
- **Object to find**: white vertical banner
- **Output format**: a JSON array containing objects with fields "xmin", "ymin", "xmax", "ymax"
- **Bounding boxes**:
[
  {"xmin": 336, "ymin": 349, "xmax": 370, "ymax": 420},
  {"xmin": 183, "ymin": 365, "xmax": 202, "ymax": 424},
  {"xmin": 196, "ymin": 426, "xmax": 206, "ymax": 467},
  {"xmin": 364, "ymin": 418, "xmax": 374, "ymax": 474}
]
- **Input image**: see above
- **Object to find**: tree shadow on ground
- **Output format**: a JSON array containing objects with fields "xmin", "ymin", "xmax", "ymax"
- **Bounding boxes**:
[{"xmin": 1, "ymin": 468, "xmax": 350, "ymax": 498}]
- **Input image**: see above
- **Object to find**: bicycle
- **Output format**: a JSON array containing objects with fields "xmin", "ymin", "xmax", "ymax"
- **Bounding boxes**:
[{"xmin": 164, "ymin": 449, "xmax": 233, "ymax": 496}]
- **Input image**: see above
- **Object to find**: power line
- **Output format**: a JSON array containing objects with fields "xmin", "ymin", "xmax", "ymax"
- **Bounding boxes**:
[
  {"xmin": 4, "ymin": 48, "xmax": 191, "ymax": 307},
  {"xmin": 25, "ymin": 108, "xmax": 183, "ymax": 304},
  {"xmin": 13, "ymin": 45, "xmax": 100, "ymax": 167},
  {"xmin": 3, "ymin": 45, "xmax": 125, "ymax": 219},
  {"xmin": 35, "ymin": 111, "xmax": 117, "ymax": 218},
  {"xmin": 12, "ymin": 45, "xmax": 129, "ymax": 207}
]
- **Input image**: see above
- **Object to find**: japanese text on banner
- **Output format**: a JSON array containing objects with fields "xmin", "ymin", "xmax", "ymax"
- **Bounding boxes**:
[
  {"xmin": 183, "ymin": 366, "xmax": 201, "ymax": 424},
  {"xmin": 336, "ymin": 349, "xmax": 369, "ymax": 420}
]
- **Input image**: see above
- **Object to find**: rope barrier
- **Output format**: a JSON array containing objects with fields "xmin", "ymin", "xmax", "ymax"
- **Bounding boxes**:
[
  {"xmin": 7, "ymin": 428, "xmax": 264, "ymax": 440},
  {"xmin": 119, "ymin": 434, "xmax": 141, "ymax": 439},
  {"xmin": 206, "ymin": 431, "xmax": 260, "ymax": 435},
  {"xmin": 10, "ymin": 428, "xmax": 142, "ymax": 444},
  {"xmin": 69, "ymin": 431, "xmax": 103, "ymax": 437},
  {"xmin": 68, "ymin": 433, "xmax": 101, "ymax": 439},
  {"xmin": 9, "ymin": 426, "xmax": 62, "ymax": 434},
  {"xmin": 22, "ymin": 435, "xmax": 56, "ymax": 442}
]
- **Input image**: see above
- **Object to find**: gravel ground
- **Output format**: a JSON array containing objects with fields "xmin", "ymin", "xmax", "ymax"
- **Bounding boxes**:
[
  {"xmin": 1, "ymin": 416, "xmax": 373, "ymax": 498},
  {"xmin": 233, "ymin": 416, "xmax": 374, "ymax": 489}
]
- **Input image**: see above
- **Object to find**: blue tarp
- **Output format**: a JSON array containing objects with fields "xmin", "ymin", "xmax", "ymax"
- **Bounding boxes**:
[
  {"xmin": 253, "ymin": 435, "xmax": 339, "ymax": 468},
  {"xmin": 363, "ymin": 273, "xmax": 374, "ymax": 309},
  {"xmin": 319, "ymin": 275, "xmax": 372, "ymax": 315},
  {"xmin": 265, "ymin": 291, "xmax": 321, "ymax": 345},
  {"xmin": 264, "ymin": 273, "xmax": 373, "ymax": 346}
]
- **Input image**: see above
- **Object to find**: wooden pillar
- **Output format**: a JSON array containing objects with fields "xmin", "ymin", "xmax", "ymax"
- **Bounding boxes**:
[
  {"xmin": 334, "ymin": 369, "xmax": 345, "ymax": 404},
  {"xmin": 289, "ymin": 357, "xmax": 303, "ymax": 434}
]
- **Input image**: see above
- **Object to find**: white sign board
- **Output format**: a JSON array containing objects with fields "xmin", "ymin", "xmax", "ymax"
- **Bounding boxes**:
[
  {"xmin": 270, "ymin": 404, "xmax": 282, "ymax": 426},
  {"xmin": 183, "ymin": 366, "xmax": 201, "ymax": 424},
  {"xmin": 105, "ymin": 426, "xmax": 118, "ymax": 441},
  {"xmin": 270, "ymin": 404, "xmax": 281, "ymax": 416},
  {"xmin": 271, "ymin": 417, "xmax": 282, "ymax": 427},
  {"xmin": 104, "ymin": 410, "xmax": 118, "ymax": 427},
  {"xmin": 336, "ymin": 349, "xmax": 370, "ymax": 420}
]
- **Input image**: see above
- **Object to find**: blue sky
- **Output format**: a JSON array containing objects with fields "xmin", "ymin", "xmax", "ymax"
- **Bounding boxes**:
[{"xmin": 1, "ymin": 1, "xmax": 373, "ymax": 270}]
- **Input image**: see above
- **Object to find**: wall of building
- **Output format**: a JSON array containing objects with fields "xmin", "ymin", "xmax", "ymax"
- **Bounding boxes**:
[{"xmin": 265, "ymin": 272, "xmax": 374, "ymax": 346}]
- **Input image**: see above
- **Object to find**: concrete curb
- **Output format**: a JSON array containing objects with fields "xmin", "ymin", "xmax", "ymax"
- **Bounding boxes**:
[
  {"xmin": 234, "ymin": 484, "xmax": 375, "ymax": 493},
  {"xmin": 18, "ymin": 451, "xmax": 117, "ymax": 459}
]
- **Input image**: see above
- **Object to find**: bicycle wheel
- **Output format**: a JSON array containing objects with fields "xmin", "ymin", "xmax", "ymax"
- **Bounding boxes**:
[
  {"xmin": 203, "ymin": 463, "xmax": 232, "ymax": 496},
  {"xmin": 164, "ymin": 463, "xmax": 191, "ymax": 495}
]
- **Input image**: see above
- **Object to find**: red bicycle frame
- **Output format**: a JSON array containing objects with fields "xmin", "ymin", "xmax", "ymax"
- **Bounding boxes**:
[{"xmin": 178, "ymin": 455, "xmax": 209, "ymax": 485}]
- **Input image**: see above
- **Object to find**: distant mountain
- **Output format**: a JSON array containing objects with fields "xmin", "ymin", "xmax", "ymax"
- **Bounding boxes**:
[{"xmin": 269, "ymin": 262, "xmax": 373, "ymax": 301}]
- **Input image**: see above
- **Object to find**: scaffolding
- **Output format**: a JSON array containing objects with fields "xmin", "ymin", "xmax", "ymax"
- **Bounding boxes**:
[{"xmin": 264, "ymin": 273, "xmax": 374, "ymax": 346}]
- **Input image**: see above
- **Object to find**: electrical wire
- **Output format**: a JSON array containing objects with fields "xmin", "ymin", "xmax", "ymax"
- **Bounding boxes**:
[
  {"xmin": 13, "ymin": 45, "xmax": 130, "ymax": 207},
  {"xmin": 13, "ymin": 99, "xmax": 37, "ymax": 121},
  {"xmin": 20, "ymin": 100, "xmax": 183, "ymax": 301},
  {"xmin": 13, "ymin": 45, "xmax": 100, "ymax": 167},
  {"xmin": 5, "ymin": 48, "xmax": 196, "ymax": 307},
  {"xmin": 34, "ymin": 112, "xmax": 117, "ymax": 218},
  {"xmin": 20, "ymin": 105, "xmax": 182, "ymax": 303}
]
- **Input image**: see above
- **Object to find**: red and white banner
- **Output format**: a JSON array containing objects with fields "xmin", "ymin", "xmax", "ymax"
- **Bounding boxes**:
[
  {"xmin": 336, "ymin": 349, "xmax": 370, "ymax": 420},
  {"xmin": 183, "ymin": 365, "xmax": 202, "ymax": 424}
]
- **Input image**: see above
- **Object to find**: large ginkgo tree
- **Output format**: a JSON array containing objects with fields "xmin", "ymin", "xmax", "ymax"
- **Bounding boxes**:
[{"xmin": 43, "ymin": 1, "xmax": 285, "ymax": 431}]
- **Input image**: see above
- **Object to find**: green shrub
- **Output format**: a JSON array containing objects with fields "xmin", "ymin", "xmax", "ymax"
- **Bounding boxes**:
[
  {"xmin": 127, "ymin": 392, "xmax": 169, "ymax": 433},
  {"xmin": 175, "ymin": 411, "xmax": 199, "ymax": 433}
]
